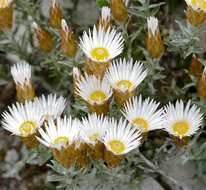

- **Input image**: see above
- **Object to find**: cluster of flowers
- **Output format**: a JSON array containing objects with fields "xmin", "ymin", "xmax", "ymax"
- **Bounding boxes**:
[
  {"xmin": 1, "ymin": 61, "xmax": 204, "ymax": 169},
  {"xmin": 0, "ymin": 0, "xmax": 204, "ymax": 169}
]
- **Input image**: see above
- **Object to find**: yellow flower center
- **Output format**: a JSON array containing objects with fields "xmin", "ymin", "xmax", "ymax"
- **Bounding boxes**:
[
  {"xmin": 0, "ymin": 0, "xmax": 7, "ymax": 7},
  {"xmin": 19, "ymin": 121, "xmax": 36, "ymax": 135},
  {"xmin": 91, "ymin": 47, "xmax": 109, "ymax": 61},
  {"xmin": 173, "ymin": 121, "xmax": 189, "ymax": 135},
  {"xmin": 109, "ymin": 140, "xmax": 125, "ymax": 153},
  {"xmin": 116, "ymin": 80, "xmax": 133, "ymax": 90},
  {"xmin": 191, "ymin": 0, "xmax": 206, "ymax": 10},
  {"xmin": 89, "ymin": 133, "xmax": 99, "ymax": 142},
  {"xmin": 45, "ymin": 114, "xmax": 53, "ymax": 120},
  {"xmin": 54, "ymin": 136, "xmax": 68, "ymax": 145},
  {"xmin": 133, "ymin": 118, "xmax": 148, "ymax": 130},
  {"xmin": 90, "ymin": 91, "xmax": 106, "ymax": 102}
]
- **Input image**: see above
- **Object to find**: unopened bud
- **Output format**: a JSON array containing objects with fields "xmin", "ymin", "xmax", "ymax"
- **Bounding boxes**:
[
  {"xmin": 50, "ymin": 0, "xmax": 64, "ymax": 29},
  {"xmin": 145, "ymin": 17, "xmax": 165, "ymax": 58},
  {"xmin": 33, "ymin": 22, "xmax": 54, "ymax": 53},
  {"xmin": 188, "ymin": 54, "xmax": 203, "ymax": 76},
  {"xmin": 61, "ymin": 19, "xmax": 78, "ymax": 57},
  {"xmin": 98, "ymin": 6, "xmax": 111, "ymax": 31},
  {"xmin": 197, "ymin": 67, "xmax": 206, "ymax": 99},
  {"xmin": 0, "ymin": 0, "xmax": 13, "ymax": 29},
  {"xmin": 11, "ymin": 61, "xmax": 35, "ymax": 103},
  {"xmin": 110, "ymin": 0, "xmax": 127, "ymax": 22}
]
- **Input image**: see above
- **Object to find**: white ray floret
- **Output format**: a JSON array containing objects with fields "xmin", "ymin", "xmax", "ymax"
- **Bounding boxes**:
[
  {"xmin": 185, "ymin": 0, "xmax": 206, "ymax": 12},
  {"xmin": 147, "ymin": 17, "xmax": 158, "ymax": 36},
  {"xmin": 163, "ymin": 100, "xmax": 203, "ymax": 138},
  {"xmin": 11, "ymin": 61, "xmax": 31, "ymax": 87},
  {"xmin": 34, "ymin": 94, "xmax": 67, "ymax": 120},
  {"xmin": 36, "ymin": 116, "xmax": 80, "ymax": 150},
  {"xmin": 123, "ymin": 0, "xmax": 129, "ymax": 7},
  {"xmin": 1, "ymin": 101, "xmax": 43, "ymax": 137},
  {"xmin": 81, "ymin": 113, "xmax": 108, "ymax": 145},
  {"xmin": 105, "ymin": 58, "xmax": 148, "ymax": 92},
  {"xmin": 122, "ymin": 95, "xmax": 165, "ymax": 132},
  {"xmin": 76, "ymin": 74, "xmax": 113, "ymax": 105},
  {"xmin": 101, "ymin": 6, "xmax": 110, "ymax": 21},
  {"xmin": 0, "ymin": 0, "xmax": 12, "ymax": 8},
  {"xmin": 79, "ymin": 25, "xmax": 124, "ymax": 63},
  {"xmin": 103, "ymin": 118, "xmax": 141, "ymax": 155}
]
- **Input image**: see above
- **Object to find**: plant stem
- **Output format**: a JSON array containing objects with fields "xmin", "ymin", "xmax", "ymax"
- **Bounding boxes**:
[{"xmin": 137, "ymin": 150, "xmax": 188, "ymax": 190}]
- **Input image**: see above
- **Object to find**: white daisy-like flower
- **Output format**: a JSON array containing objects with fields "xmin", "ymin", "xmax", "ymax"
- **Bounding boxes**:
[
  {"xmin": 34, "ymin": 94, "xmax": 67, "ymax": 120},
  {"xmin": 0, "ymin": 0, "xmax": 12, "ymax": 8},
  {"xmin": 163, "ymin": 100, "xmax": 203, "ymax": 138},
  {"xmin": 185, "ymin": 0, "xmax": 206, "ymax": 12},
  {"xmin": 81, "ymin": 113, "xmax": 108, "ymax": 145},
  {"xmin": 103, "ymin": 118, "xmax": 141, "ymax": 155},
  {"xmin": 36, "ymin": 116, "xmax": 80, "ymax": 150},
  {"xmin": 76, "ymin": 74, "xmax": 113, "ymax": 105},
  {"xmin": 105, "ymin": 58, "xmax": 148, "ymax": 92},
  {"xmin": 101, "ymin": 6, "xmax": 110, "ymax": 21},
  {"xmin": 79, "ymin": 25, "xmax": 124, "ymax": 63},
  {"xmin": 147, "ymin": 17, "xmax": 158, "ymax": 36},
  {"xmin": 1, "ymin": 101, "xmax": 43, "ymax": 137},
  {"xmin": 11, "ymin": 61, "xmax": 31, "ymax": 87},
  {"xmin": 122, "ymin": 95, "xmax": 165, "ymax": 132}
]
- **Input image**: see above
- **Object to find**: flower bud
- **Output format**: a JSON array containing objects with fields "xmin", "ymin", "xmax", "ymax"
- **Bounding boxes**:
[
  {"xmin": 197, "ymin": 66, "xmax": 206, "ymax": 99},
  {"xmin": 0, "ymin": 0, "xmax": 13, "ymax": 29},
  {"xmin": 50, "ymin": 0, "xmax": 64, "ymax": 29},
  {"xmin": 61, "ymin": 19, "xmax": 78, "ymax": 57},
  {"xmin": 188, "ymin": 54, "xmax": 203, "ymax": 76},
  {"xmin": 110, "ymin": 0, "xmax": 127, "ymax": 22},
  {"xmin": 33, "ymin": 22, "xmax": 54, "ymax": 53},
  {"xmin": 146, "ymin": 17, "xmax": 165, "ymax": 58},
  {"xmin": 98, "ymin": 6, "xmax": 111, "ymax": 31}
]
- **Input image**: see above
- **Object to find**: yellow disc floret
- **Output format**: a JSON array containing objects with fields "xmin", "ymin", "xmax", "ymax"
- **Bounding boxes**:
[
  {"xmin": 54, "ymin": 136, "xmax": 68, "ymax": 145},
  {"xmin": 91, "ymin": 47, "xmax": 109, "ymax": 61},
  {"xmin": 109, "ymin": 140, "xmax": 125, "ymax": 153},
  {"xmin": 133, "ymin": 118, "xmax": 148, "ymax": 130},
  {"xmin": 90, "ymin": 91, "xmax": 106, "ymax": 102},
  {"xmin": 173, "ymin": 121, "xmax": 189, "ymax": 135},
  {"xmin": 191, "ymin": 0, "xmax": 206, "ymax": 10},
  {"xmin": 19, "ymin": 121, "xmax": 36, "ymax": 135},
  {"xmin": 117, "ymin": 80, "xmax": 133, "ymax": 90},
  {"xmin": 0, "ymin": 0, "xmax": 6, "ymax": 7},
  {"xmin": 89, "ymin": 133, "xmax": 99, "ymax": 142}
]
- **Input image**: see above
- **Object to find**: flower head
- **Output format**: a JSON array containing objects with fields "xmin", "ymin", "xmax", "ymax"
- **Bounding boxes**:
[
  {"xmin": 76, "ymin": 74, "xmax": 112, "ymax": 105},
  {"xmin": 34, "ymin": 94, "xmax": 67, "ymax": 120},
  {"xmin": 11, "ymin": 61, "xmax": 31, "ymax": 87},
  {"xmin": 81, "ymin": 113, "xmax": 108, "ymax": 145},
  {"xmin": 122, "ymin": 95, "xmax": 165, "ymax": 132},
  {"xmin": 164, "ymin": 100, "xmax": 203, "ymax": 138},
  {"xmin": 1, "ymin": 101, "xmax": 43, "ymax": 137},
  {"xmin": 36, "ymin": 116, "xmax": 80, "ymax": 150},
  {"xmin": 0, "ymin": 0, "xmax": 12, "ymax": 8},
  {"xmin": 79, "ymin": 25, "xmax": 124, "ymax": 63},
  {"xmin": 103, "ymin": 118, "xmax": 141, "ymax": 155},
  {"xmin": 185, "ymin": 0, "xmax": 206, "ymax": 12},
  {"xmin": 105, "ymin": 58, "xmax": 148, "ymax": 92}
]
